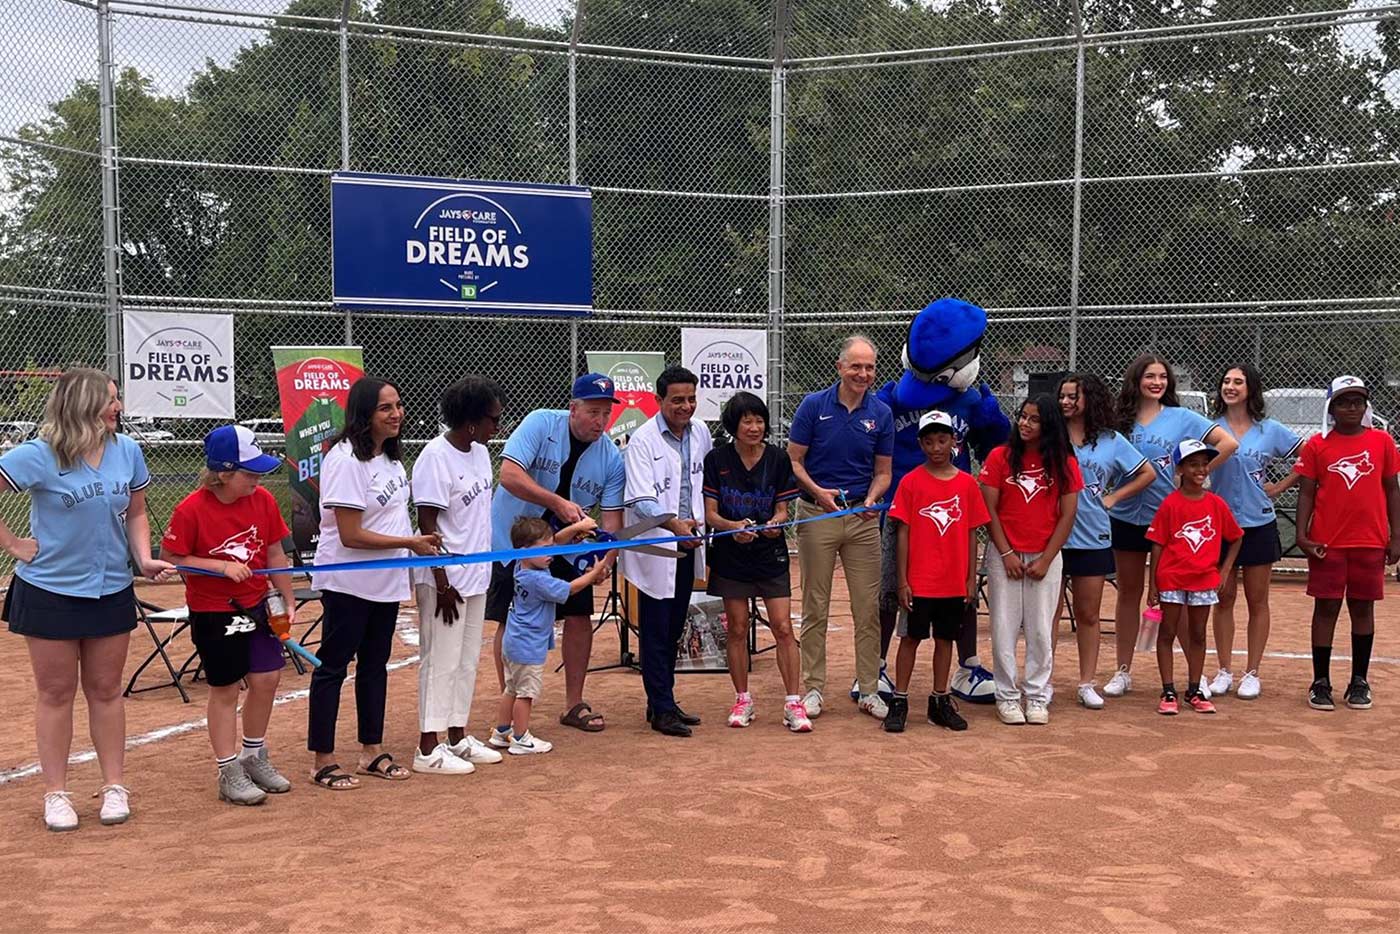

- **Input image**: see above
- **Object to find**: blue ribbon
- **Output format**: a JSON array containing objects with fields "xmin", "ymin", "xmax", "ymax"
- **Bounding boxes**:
[{"xmin": 175, "ymin": 502, "xmax": 888, "ymax": 578}]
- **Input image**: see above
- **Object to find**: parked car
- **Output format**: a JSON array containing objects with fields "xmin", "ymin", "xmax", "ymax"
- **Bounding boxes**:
[
  {"xmin": 238, "ymin": 418, "xmax": 286, "ymax": 448},
  {"xmin": 0, "ymin": 420, "xmax": 37, "ymax": 452},
  {"xmin": 1263, "ymin": 388, "xmax": 1390, "ymax": 441},
  {"xmin": 120, "ymin": 416, "xmax": 175, "ymax": 442},
  {"xmin": 1177, "ymin": 390, "xmax": 1210, "ymax": 417}
]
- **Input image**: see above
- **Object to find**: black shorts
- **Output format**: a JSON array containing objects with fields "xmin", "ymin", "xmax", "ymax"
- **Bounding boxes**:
[
  {"xmin": 1062, "ymin": 547, "xmax": 1116, "ymax": 578},
  {"xmin": 1227, "ymin": 521, "xmax": 1281, "ymax": 568},
  {"xmin": 3, "ymin": 575, "xmax": 136, "ymax": 641},
  {"xmin": 1110, "ymin": 517, "xmax": 1152, "ymax": 554},
  {"xmin": 485, "ymin": 558, "xmax": 593, "ymax": 623},
  {"xmin": 189, "ymin": 604, "xmax": 285, "ymax": 687},
  {"xmin": 901, "ymin": 596, "xmax": 967, "ymax": 641}
]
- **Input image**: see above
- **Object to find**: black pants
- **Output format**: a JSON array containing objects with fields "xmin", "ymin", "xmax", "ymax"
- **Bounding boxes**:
[
  {"xmin": 637, "ymin": 550, "xmax": 696, "ymax": 715},
  {"xmin": 307, "ymin": 589, "xmax": 399, "ymax": 754}
]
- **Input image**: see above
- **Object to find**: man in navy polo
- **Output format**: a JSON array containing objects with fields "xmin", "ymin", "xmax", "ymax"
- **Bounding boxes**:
[{"xmin": 787, "ymin": 335, "xmax": 894, "ymax": 721}]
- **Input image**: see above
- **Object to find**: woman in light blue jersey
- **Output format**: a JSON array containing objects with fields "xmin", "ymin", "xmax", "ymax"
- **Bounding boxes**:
[
  {"xmin": 1057, "ymin": 374, "xmax": 1154, "ymax": 708},
  {"xmin": 1205, "ymin": 365, "xmax": 1300, "ymax": 700},
  {"xmin": 1103, "ymin": 354, "xmax": 1238, "ymax": 699}
]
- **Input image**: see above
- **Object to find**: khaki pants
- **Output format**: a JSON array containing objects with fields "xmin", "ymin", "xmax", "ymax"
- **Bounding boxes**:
[{"xmin": 796, "ymin": 499, "xmax": 883, "ymax": 696}]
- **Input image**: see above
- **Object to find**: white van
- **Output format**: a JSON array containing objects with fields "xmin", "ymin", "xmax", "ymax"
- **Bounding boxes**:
[
  {"xmin": 1263, "ymin": 388, "xmax": 1390, "ymax": 440},
  {"xmin": 238, "ymin": 418, "xmax": 285, "ymax": 448}
]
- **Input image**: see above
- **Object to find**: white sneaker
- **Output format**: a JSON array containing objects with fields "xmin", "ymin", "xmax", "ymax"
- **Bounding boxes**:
[
  {"xmin": 413, "ymin": 743, "xmax": 475, "ymax": 774},
  {"xmin": 783, "ymin": 700, "xmax": 813, "ymax": 733},
  {"xmin": 1209, "ymin": 669, "xmax": 1234, "ymax": 696},
  {"xmin": 1077, "ymin": 683, "xmax": 1105, "ymax": 710},
  {"xmin": 487, "ymin": 728, "xmax": 513, "ymax": 750},
  {"xmin": 1198, "ymin": 675, "xmax": 1213, "ymax": 700},
  {"xmin": 448, "ymin": 735, "xmax": 503, "ymax": 765},
  {"xmin": 1103, "ymin": 666, "xmax": 1132, "ymax": 697},
  {"xmin": 44, "ymin": 791, "xmax": 77, "ymax": 832},
  {"xmin": 727, "ymin": 697, "xmax": 755, "ymax": 728},
  {"xmin": 997, "ymin": 700, "xmax": 1027, "ymax": 725},
  {"xmin": 801, "ymin": 689, "xmax": 823, "ymax": 718},
  {"xmin": 1237, "ymin": 670, "xmax": 1261, "ymax": 700},
  {"xmin": 1025, "ymin": 700, "xmax": 1050, "ymax": 725},
  {"xmin": 97, "ymin": 784, "xmax": 130, "ymax": 825},
  {"xmin": 508, "ymin": 731, "xmax": 553, "ymax": 756},
  {"xmin": 857, "ymin": 693, "xmax": 888, "ymax": 719}
]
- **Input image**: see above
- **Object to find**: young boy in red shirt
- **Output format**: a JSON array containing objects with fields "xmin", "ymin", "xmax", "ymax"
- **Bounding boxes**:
[
  {"xmin": 1295, "ymin": 376, "xmax": 1400, "ymax": 711},
  {"xmin": 1147, "ymin": 439, "xmax": 1243, "ymax": 715},
  {"xmin": 885, "ymin": 411, "xmax": 990, "ymax": 733}
]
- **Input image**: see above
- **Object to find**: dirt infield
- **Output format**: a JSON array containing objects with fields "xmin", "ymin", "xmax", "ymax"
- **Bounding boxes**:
[{"xmin": 2, "ymin": 571, "xmax": 1400, "ymax": 933}]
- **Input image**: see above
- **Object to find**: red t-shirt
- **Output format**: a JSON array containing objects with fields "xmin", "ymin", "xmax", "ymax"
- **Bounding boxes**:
[
  {"xmin": 1146, "ymin": 490, "xmax": 1243, "ymax": 591},
  {"xmin": 977, "ymin": 446, "xmax": 1084, "ymax": 553},
  {"xmin": 163, "ymin": 486, "xmax": 291, "ymax": 612},
  {"xmin": 889, "ymin": 467, "xmax": 990, "ymax": 598},
  {"xmin": 1294, "ymin": 428, "xmax": 1400, "ymax": 549}
]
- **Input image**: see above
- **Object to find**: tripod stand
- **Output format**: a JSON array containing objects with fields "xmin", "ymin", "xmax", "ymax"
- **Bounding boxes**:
[{"xmin": 554, "ymin": 567, "xmax": 640, "ymax": 674}]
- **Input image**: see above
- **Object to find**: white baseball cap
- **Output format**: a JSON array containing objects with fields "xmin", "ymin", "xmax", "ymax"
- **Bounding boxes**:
[
  {"xmin": 917, "ymin": 410, "xmax": 956, "ymax": 435},
  {"xmin": 1172, "ymin": 438, "xmax": 1219, "ymax": 466},
  {"xmin": 1323, "ymin": 375, "xmax": 1374, "ymax": 437}
]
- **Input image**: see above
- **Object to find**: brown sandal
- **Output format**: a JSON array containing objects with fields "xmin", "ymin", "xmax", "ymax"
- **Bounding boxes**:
[{"xmin": 559, "ymin": 701, "xmax": 605, "ymax": 732}]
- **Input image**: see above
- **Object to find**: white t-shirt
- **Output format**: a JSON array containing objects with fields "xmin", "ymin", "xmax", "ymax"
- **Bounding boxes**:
[
  {"xmin": 409, "ymin": 435, "xmax": 492, "ymax": 595},
  {"xmin": 313, "ymin": 440, "xmax": 413, "ymax": 603}
]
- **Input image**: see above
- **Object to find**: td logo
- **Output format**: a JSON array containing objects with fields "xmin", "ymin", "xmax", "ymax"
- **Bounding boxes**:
[{"xmin": 460, "ymin": 284, "xmax": 478, "ymax": 300}]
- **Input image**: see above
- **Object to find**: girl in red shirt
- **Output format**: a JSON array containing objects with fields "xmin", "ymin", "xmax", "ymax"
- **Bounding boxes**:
[
  {"xmin": 979, "ymin": 395, "xmax": 1082, "ymax": 726},
  {"xmin": 1146, "ymin": 440, "xmax": 1243, "ymax": 715}
]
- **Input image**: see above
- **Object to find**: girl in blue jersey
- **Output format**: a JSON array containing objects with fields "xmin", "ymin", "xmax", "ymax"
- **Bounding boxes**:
[
  {"xmin": 1057, "ymin": 374, "xmax": 1155, "ymax": 708},
  {"xmin": 1104, "ymin": 354, "xmax": 1237, "ymax": 699},
  {"xmin": 1204, "ymin": 365, "xmax": 1300, "ymax": 700}
]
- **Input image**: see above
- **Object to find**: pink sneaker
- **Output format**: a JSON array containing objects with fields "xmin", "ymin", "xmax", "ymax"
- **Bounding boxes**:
[
  {"xmin": 1158, "ymin": 691, "xmax": 1179, "ymax": 716},
  {"xmin": 1186, "ymin": 692, "xmax": 1216, "ymax": 714},
  {"xmin": 727, "ymin": 697, "xmax": 755, "ymax": 728},
  {"xmin": 783, "ymin": 700, "xmax": 813, "ymax": 733}
]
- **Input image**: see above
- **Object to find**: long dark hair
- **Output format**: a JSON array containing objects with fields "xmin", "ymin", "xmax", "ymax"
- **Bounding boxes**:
[
  {"xmin": 1009, "ymin": 393, "xmax": 1073, "ymax": 491},
  {"xmin": 1059, "ymin": 372, "xmax": 1115, "ymax": 449},
  {"xmin": 1116, "ymin": 353, "xmax": 1179, "ymax": 434},
  {"xmin": 329, "ymin": 376, "xmax": 402, "ymax": 462},
  {"xmin": 1210, "ymin": 363, "xmax": 1265, "ymax": 421}
]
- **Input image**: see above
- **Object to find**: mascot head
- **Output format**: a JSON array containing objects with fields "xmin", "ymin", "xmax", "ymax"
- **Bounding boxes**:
[{"xmin": 895, "ymin": 297, "xmax": 988, "ymax": 410}]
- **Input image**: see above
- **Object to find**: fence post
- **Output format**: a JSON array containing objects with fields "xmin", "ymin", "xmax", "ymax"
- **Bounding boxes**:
[
  {"xmin": 1067, "ymin": 0, "xmax": 1086, "ymax": 370},
  {"xmin": 97, "ymin": 0, "xmax": 122, "ymax": 379},
  {"xmin": 569, "ymin": 1, "xmax": 585, "ymax": 376},
  {"xmin": 768, "ymin": 0, "xmax": 788, "ymax": 438},
  {"xmin": 340, "ymin": 0, "xmax": 353, "ymax": 344}
]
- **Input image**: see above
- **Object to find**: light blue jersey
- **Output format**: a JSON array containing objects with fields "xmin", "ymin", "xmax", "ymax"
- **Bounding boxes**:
[
  {"xmin": 503, "ymin": 566, "xmax": 571, "ymax": 665},
  {"xmin": 1069, "ymin": 431, "xmax": 1148, "ymax": 550},
  {"xmin": 1209, "ymin": 417, "xmax": 1301, "ymax": 528},
  {"xmin": 1108, "ymin": 406, "xmax": 1217, "ymax": 526}
]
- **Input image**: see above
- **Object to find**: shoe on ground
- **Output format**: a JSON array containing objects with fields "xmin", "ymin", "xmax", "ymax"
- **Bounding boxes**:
[
  {"xmin": 1345, "ymin": 677, "xmax": 1373, "ymax": 710},
  {"xmin": 783, "ymin": 700, "xmax": 813, "ymax": 733},
  {"xmin": 650, "ymin": 710, "xmax": 692, "ymax": 737},
  {"xmin": 801, "ymin": 689, "xmax": 823, "ymax": 719},
  {"xmin": 858, "ymin": 693, "xmax": 889, "ymax": 719},
  {"xmin": 928, "ymin": 693, "xmax": 968, "ymax": 732},
  {"xmin": 1209, "ymin": 669, "xmax": 1233, "ymax": 696},
  {"xmin": 508, "ymin": 731, "xmax": 554, "ymax": 755},
  {"xmin": 413, "ymin": 743, "xmax": 476, "ymax": 774},
  {"xmin": 950, "ymin": 656, "xmax": 997, "ymax": 704},
  {"xmin": 883, "ymin": 695, "xmax": 909, "ymax": 733},
  {"xmin": 877, "ymin": 663, "xmax": 896, "ymax": 702},
  {"xmin": 650, "ymin": 705, "xmax": 702, "ymax": 726},
  {"xmin": 1158, "ymin": 690, "xmax": 1179, "ymax": 716},
  {"xmin": 98, "ymin": 783, "xmax": 131, "ymax": 825},
  {"xmin": 1103, "ymin": 666, "xmax": 1132, "ymax": 697},
  {"xmin": 1308, "ymin": 679, "xmax": 1335, "ymax": 711},
  {"xmin": 1186, "ymin": 691, "xmax": 1216, "ymax": 714},
  {"xmin": 1077, "ymin": 683, "xmax": 1105, "ymax": 710},
  {"xmin": 218, "ymin": 760, "xmax": 268, "ymax": 806},
  {"xmin": 727, "ymin": 697, "xmax": 755, "ymax": 728},
  {"xmin": 848, "ymin": 676, "xmax": 860, "ymax": 702},
  {"xmin": 43, "ymin": 791, "xmax": 78, "ymax": 832},
  {"xmin": 1025, "ymin": 700, "xmax": 1049, "ymax": 725},
  {"xmin": 997, "ymin": 700, "xmax": 1026, "ymax": 725},
  {"xmin": 241, "ymin": 747, "xmax": 292, "ymax": 793},
  {"xmin": 1237, "ymin": 670, "xmax": 1262, "ymax": 700},
  {"xmin": 487, "ymin": 728, "xmax": 513, "ymax": 749},
  {"xmin": 1197, "ymin": 675, "xmax": 1212, "ymax": 700},
  {"xmin": 448, "ymin": 735, "xmax": 504, "ymax": 765}
]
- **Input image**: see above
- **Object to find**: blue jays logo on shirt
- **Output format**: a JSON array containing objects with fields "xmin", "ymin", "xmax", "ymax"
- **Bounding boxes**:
[
  {"xmin": 459, "ymin": 479, "xmax": 488, "ymax": 510},
  {"xmin": 373, "ymin": 474, "xmax": 404, "ymax": 507},
  {"xmin": 918, "ymin": 495, "xmax": 963, "ymax": 535},
  {"xmin": 211, "ymin": 525, "xmax": 265, "ymax": 563},
  {"xmin": 1248, "ymin": 468, "xmax": 1266, "ymax": 487},
  {"xmin": 1151, "ymin": 453, "xmax": 1173, "ymax": 477},
  {"xmin": 529, "ymin": 455, "xmax": 562, "ymax": 475},
  {"xmin": 860, "ymin": 418, "xmax": 877, "ymax": 433},
  {"xmin": 1086, "ymin": 481, "xmax": 1103, "ymax": 499},
  {"xmin": 1328, "ymin": 451, "xmax": 1375, "ymax": 489},
  {"xmin": 60, "ymin": 479, "xmax": 130, "ymax": 509},
  {"xmin": 1175, "ymin": 515, "xmax": 1217, "ymax": 553},
  {"xmin": 575, "ymin": 477, "xmax": 605, "ymax": 503},
  {"xmin": 1009, "ymin": 469, "xmax": 1052, "ymax": 502}
]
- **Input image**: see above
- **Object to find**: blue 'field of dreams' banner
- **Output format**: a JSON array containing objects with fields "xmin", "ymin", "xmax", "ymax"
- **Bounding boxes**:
[{"xmin": 330, "ymin": 172, "xmax": 593, "ymax": 316}]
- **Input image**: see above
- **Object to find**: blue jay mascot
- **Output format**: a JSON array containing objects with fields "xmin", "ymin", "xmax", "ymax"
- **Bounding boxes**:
[{"xmin": 859, "ymin": 297, "xmax": 1010, "ymax": 705}]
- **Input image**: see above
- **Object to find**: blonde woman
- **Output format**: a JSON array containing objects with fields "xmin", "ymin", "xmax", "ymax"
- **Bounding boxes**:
[{"xmin": 0, "ymin": 368, "xmax": 174, "ymax": 831}]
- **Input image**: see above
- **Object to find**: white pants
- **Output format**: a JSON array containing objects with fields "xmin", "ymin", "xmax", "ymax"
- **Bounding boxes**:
[
  {"xmin": 987, "ymin": 550, "xmax": 1062, "ymax": 704},
  {"xmin": 415, "ymin": 585, "xmax": 486, "ymax": 733}
]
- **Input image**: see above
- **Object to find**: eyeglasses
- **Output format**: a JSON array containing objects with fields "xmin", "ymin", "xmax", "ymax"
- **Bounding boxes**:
[{"xmin": 483, "ymin": 412, "xmax": 503, "ymax": 426}]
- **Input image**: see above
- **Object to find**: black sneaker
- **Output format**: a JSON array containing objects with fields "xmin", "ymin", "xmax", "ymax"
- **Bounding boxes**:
[
  {"xmin": 1308, "ymin": 679, "xmax": 1335, "ymax": 711},
  {"xmin": 1345, "ymin": 677, "xmax": 1373, "ymax": 710},
  {"xmin": 928, "ymin": 693, "xmax": 969, "ymax": 732},
  {"xmin": 883, "ymin": 696, "xmax": 908, "ymax": 733}
]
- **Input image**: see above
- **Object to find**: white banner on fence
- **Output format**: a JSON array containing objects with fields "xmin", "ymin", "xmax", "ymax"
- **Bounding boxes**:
[
  {"xmin": 681, "ymin": 328, "xmax": 768, "ymax": 422},
  {"xmin": 122, "ymin": 310, "xmax": 235, "ymax": 418}
]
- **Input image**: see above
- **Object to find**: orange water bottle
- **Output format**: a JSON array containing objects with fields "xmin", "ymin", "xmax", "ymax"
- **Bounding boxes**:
[
  {"xmin": 265, "ymin": 588, "xmax": 291, "ymax": 640},
  {"xmin": 1136, "ymin": 606, "xmax": 1162, "ymax": 652}
]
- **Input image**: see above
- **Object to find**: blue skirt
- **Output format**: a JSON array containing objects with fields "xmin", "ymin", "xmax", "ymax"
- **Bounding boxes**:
[{"xmin": 3, "ymin": 574, "xmax": 137, "ymax": 640}]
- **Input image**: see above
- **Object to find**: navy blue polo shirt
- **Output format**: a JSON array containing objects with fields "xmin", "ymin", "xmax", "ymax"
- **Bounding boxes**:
[{"xmin": 788, "ymin": 383, "xmax": 894, "ymax": 500}]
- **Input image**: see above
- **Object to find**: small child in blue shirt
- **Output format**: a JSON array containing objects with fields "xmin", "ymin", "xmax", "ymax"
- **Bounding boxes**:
[{"xmin": 491, "ymin": 516, "xmax": 611, "ymax": 755}]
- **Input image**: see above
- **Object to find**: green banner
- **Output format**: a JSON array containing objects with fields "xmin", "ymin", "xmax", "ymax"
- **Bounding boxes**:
[{"xmin": 586, "ymin": 350, "xmax": 666, "ymax": 441}]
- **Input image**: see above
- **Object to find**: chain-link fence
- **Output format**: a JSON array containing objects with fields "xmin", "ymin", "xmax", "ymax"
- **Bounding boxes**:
[{"xmin": 4, "ymin": 0, "xmax": 1400, "ymax": 561}]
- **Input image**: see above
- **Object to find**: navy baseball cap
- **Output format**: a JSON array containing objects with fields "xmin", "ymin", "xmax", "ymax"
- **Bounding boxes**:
[
  {"xmin": 204, "ymin": 425, "xmax": 281, "ymax": 474},
  {"xmin": 571, "ymin": 373, "xmax": 620, "ymax": 403}
]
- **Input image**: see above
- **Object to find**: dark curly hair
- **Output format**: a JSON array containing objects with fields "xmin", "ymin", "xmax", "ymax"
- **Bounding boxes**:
[
  {"xmin": 329, "ymin": 376, "xmax": 402, "ymax": 462},
  {"xmin": 1117, "ymin": 353, "xmax": 1180, "ymax": 434},
  {"xmin": 1059, "ymin": 372, "xmax": 1116, "ymax": 449},
  {"xmin": 1210, "ymin": 363, "xmax": 1266, "ymax": 421},
  {"xmin": 1009, "ymin": 394, "xmax": 1074, "ymax": 492},
  {"xmin": 441, "ymin": 376, "xmax": 506, "ymax": 430}
]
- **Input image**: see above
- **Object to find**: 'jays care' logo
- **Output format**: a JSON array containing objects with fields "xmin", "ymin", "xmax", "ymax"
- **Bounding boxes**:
[
  {"xmin": 1009, "ymin": 468, "xmax": 1052, "ymax": 503},
  {"xmin": 1175, "ymin": 515, "xmax": 1217, "ymax": 553},
  {"xmin": 918, "ymin": 496, "xmax": 963, "ymax": 535},
  {"xmin": 1327, "ymin": 452, "xmax": 1375, "ymax": 490}
]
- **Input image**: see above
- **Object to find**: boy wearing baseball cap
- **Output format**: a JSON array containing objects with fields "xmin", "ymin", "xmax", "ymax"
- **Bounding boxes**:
[
  {"xmin": 161, "ymin": 425, "xmax": 298, "ymax": 805},
  {"xmin": 884, "ymin": 410, "xmax": 990, "ymax": 733},
  {"xmin": 1294, "ymin": 376, "xmax": 1400, "ymax": 711},
  {"xmin": 1146, "ymin": 439, "xmax": 1243, "ymax": 715}
]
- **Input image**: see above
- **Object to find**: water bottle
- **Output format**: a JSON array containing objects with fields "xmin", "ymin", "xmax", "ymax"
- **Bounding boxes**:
[
  {"xmin": 265, "ymin": 587, "xmax": 291, "ymax": 640},
  {"xmin": 1136, "ymin": 606, "xmax": 1162, "ymax": 653}
]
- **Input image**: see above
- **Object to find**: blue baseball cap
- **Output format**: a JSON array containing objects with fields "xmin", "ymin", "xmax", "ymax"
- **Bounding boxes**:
[
  {"xmin": 570, "ymin": 373, "xmax": 620, "ymax": 403},
  {"xmin": 204, "ymin": 424, "xmax": 281, "ymax": 474},
  {"xmin": 1172, "ymin": 438, "xmax": 1219, "ymax": 466}
]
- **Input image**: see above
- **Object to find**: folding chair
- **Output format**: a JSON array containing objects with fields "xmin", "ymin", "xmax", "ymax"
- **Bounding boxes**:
[
  {"xmin": 123, "ymin": 571, "xmax": 193, "ymax": 703},
  {"xmin": 281, "ymin": 536, "xmax": 324, "ymax": 673}
]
